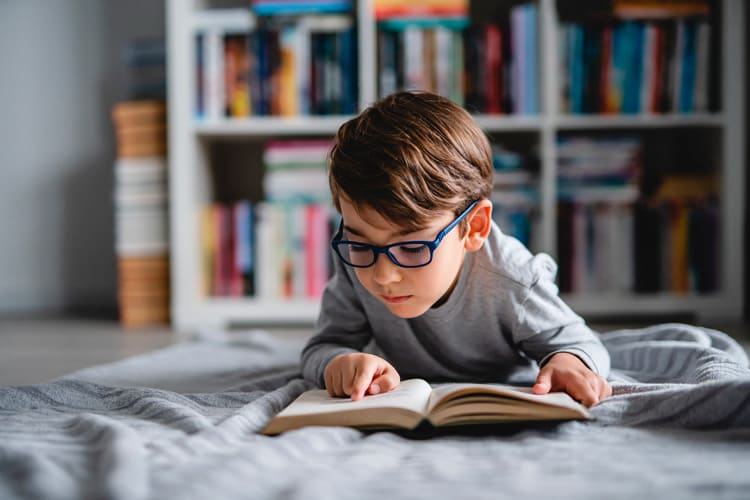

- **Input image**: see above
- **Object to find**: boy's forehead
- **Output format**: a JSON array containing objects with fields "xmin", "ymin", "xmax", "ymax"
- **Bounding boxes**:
[{"xmin": 340, "ymin": 198, "xmax": 449, "ymax": 237}]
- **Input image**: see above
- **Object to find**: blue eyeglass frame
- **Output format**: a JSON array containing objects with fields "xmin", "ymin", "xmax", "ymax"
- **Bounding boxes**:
[{"xmin": 331, "ymin": 200, "xmax": 480, "ymax": 269}]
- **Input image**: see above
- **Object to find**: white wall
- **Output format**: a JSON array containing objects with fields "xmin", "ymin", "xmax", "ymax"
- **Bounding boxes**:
[{"xmin": 0, "ymin": 0, "xmax": 165, "ymax": 315}]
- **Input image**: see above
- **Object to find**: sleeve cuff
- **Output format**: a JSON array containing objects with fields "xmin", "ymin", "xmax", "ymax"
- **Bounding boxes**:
[{"xmin": 538, "ymin": 348, "xmax": 600, "ymax": 375}]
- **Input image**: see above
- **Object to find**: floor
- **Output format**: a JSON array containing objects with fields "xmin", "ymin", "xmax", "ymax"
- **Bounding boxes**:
[{"xmin": 0, "ymin": 315, "xmax": 748, "ymax": 387}]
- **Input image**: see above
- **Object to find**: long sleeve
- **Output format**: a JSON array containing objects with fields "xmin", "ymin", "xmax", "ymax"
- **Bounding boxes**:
[
  {"xmin": 512, "ymin": 257, "xmax": 611, "ymax": 377},
  {"xmin": 300, "ymin": 257, "xmax": 373, "ymax": 387}
]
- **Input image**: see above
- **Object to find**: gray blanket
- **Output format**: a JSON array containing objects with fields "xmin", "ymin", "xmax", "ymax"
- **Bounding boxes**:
[{"xmin": 1, "ymin": 323, "xmax": 749, "ymax": 500}]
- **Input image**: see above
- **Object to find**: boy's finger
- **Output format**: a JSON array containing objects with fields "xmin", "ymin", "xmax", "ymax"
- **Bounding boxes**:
[
  {"xmin": 349, "ymin": 366, "xmax": 376, "ymax": 401},
  {"xmin": 595, "ymin": 377, "xmax": 612, "ymax": 401},
  {"xmin": 532, "ymin": 368, "xmax": 552, "ymax": 394},
  {"xmin": 369, "ymin": 367, "xmax": 400, "ymax": 395},
  {"xmin": 569, "ymin": 378, "xmax": 598, "ymax": 407}
]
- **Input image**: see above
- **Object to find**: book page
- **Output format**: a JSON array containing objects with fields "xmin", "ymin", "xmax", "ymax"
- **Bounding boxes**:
[
  {"xmin": 426, "ymin": 382, "xmax": 590, "ymax": 419},
  {"xmin": 275, "ymin": 378, "xmax": 434, "ymax": 418}
]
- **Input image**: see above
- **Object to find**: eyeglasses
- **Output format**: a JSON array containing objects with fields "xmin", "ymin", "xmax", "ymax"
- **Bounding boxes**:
[{"xmin": 331, "ymin": 200, "xmax": 480, "ymax": 269}]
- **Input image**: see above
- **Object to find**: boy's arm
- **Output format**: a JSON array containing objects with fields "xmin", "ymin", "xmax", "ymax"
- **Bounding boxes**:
[
  {"xmin": 513, "ymin": 272, "xmax": 611, "ymax": 378},
  {"xmin": 301, "ymin": 259, "xmax": 374, "ymax": 387}
]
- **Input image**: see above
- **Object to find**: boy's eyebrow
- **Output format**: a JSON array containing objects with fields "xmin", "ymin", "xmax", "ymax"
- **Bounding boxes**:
[{"xmin": 343, "ymin": 224, "xmax": 420, "ymax": 239}]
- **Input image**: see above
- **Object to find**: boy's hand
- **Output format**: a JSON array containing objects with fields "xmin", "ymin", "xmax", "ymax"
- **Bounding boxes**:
[
  {"xmin": 324, "ymin": 353, "xmax": 400, "ymax": 401},
  {"xmin": 533, "ymin": 352, "xmax": 611, "ymax": 407}
]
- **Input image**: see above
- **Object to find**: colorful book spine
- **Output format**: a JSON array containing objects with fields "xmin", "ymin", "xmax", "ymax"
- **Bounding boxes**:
[{"xmin": 559, "ymin": 12, "xmax": 712, "ymax": 115}]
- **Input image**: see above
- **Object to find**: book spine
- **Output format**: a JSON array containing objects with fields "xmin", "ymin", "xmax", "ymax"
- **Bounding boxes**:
[
  {"xmin": 403, "ymin": 26, "xmax": 425, "ymax": 91},
  {"xmin": 204, "ymin": 28, "xmax": 225, "ymax": 121},
  {"xmin": 510, "ymin": 4, "xmax": 526, "ymax": 114},
  {"xmin": 279, "ymin": 23, "xmax": 299, "ymax": 116},
  {"xmin": 484, "ymin": 24, "xmax": 502, "ymax": 114},
  {"xmin": 678, "ymin": 20, "xmax": 697, "ymax": 113},
  {"xmin": 639, "ymin": 23, "xmax": 656, "ymax": 114},
  {"xmin": 524, "ymin": 3, "xmax": 538, "ymax": 114},
  {"xmin": 692, "ymin": 20, "xmax": 710, "ymax": 112},
  {"xmin": 671, "ymin": 20, "xmax": 685, "ymax": 112}
]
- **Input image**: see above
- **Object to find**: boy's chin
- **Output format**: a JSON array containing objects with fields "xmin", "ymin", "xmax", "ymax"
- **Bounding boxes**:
[{"xmin": 382, "ymin": 300, "xmax": 431, "ymax": 319}]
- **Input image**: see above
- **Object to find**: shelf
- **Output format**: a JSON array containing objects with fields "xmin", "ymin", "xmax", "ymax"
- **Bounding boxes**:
[
  {"xmin": 168, "ymin": 0, "xmax": 745, "ymax": 331},
  {"xmin": 192, "ymin": 113, "xmax": 724, "ymax": 138},
  {"xmin": 555, "ymin": 113, "xmax": 725, "ymax": 130},
  {"xmin": 184, "ymin": 293, "xmax": 742, "ymax": 327},
  {"xmin": 563, "ymin": 292, "xmax": 742, "ymax": 321},
  {"xmin": 181, "ymin": 298, "xmax": 322, "ymax": 328},
  {"xmin": 474, "ymin": 114, "xmax": 544, "ymax": 132},
  {"xmin": 194, "ymin": 116, "xmax": 355, "ymax": 137}
]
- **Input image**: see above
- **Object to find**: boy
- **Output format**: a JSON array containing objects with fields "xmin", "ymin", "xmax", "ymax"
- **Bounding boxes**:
[{"xmin": 301, "ymin": 91, "xmax": 611, "ymax": 407}]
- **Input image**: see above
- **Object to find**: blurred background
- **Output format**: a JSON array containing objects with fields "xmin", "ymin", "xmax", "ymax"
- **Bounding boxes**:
[{"xmin": 0, "ymin": 0, "xmax": 165, "ymax": 317}]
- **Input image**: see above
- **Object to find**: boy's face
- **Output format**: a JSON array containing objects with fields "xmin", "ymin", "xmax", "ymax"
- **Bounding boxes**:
[{"xmin": 338, "ymin": 198, "xmax": 469, "ymax": 318}]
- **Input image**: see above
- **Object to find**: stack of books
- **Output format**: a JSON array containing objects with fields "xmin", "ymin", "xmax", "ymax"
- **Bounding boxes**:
[{"xmin": 111, "ymin": 100, "xmax": 170, "ymax": 328}]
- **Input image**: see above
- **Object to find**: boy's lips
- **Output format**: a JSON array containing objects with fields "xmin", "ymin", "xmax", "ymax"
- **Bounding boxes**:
[{"xmin": 382, "ymin": 294, "xmax": 412, "ymax": 304}]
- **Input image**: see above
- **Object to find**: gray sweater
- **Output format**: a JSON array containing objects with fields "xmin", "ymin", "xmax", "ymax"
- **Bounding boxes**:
[{"xmin": 301, "ymin": 221, "xmax": 610, "ymax": 387}]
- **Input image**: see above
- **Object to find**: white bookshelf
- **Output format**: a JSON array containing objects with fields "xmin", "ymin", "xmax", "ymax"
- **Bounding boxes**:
[{"xmin": 167, "ymin": 0, "xmax": 745, "ymax": 332}]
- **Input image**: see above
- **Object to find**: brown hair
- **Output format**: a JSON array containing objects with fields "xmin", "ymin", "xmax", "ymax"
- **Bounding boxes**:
[{"xmin": 328, "ymin": 91, "xmax": 493, "ymax": 233}]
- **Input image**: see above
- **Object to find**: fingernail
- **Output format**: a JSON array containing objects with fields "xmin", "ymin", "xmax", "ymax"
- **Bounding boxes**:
[{"xmin": 370, "ymin": 384, "xmax": 380, "ymax": 394}]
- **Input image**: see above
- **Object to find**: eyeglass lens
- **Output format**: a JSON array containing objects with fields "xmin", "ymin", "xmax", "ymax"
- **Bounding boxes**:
[{"xmin": 340, "ymin": 242, "xmax": 432, "ymax": 267}]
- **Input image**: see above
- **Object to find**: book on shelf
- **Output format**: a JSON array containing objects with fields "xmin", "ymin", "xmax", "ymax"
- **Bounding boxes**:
[
  {"xmin": 200, "ymin": 199, "xmax": 334, "ymax": 300},
  {"xmin": 194, "ymin": 8, "xmax": 356, "ymax": 118},
  {"xmin": 201, "ymin": 202, "xmax": 250, "ymax": 298},
  {"xmin": 510, "ymin": 2, "xmax": 538, "ymax": 115},
  {"xmin": 286, "ymin": 14, "xmax": 355, "ymax": 116},
  {"xmin": 375, "ymin": 0, "xmax": 540, "ymax": 114},
  {"xmin": 263, "ymin": 139, "xmax": 332, "ymax": 199},
  {"xmin": 638, "ymin": 173, "xmax": 719, "ymax": 294},
  {"xmin": 491, "ymin": 193, "xmax": 539, "ymax": 252},
  {"xmin": 555, "ymin": 135, "xmax": 641, "ymax": 294},
  {"xmin": 612, "ymin": 0, "xmax": 711, "ymax": 19},
  {"xmin": 559, "ymin": 13, "xmax": 711, "ymax": 115},
  {"xmin": 557, "ymin": 198, "xmax": 635, "ymax": 294},
  {"xmin": 632, "ymin": 197, "xmax": 719, "ymax": 294},
  {"xmin": 378, "ymin": 25, "xmax": 466, "ymax": 102},
  {"xmin": 263, "ymin": 378, "xmax": 592, "ymax": 435},
  {"xmin": 193, "ymin": 9, "xmax": 255, "ymax": 120},
  {"xmin": 251, "ymin": 0, "xmax": 353, "ymax": 16},
  {"xmin": 490, "ymin": 143, "xmax": 539, "ymax": 250},
  {"xmin": 374, "ymin": 0, "xmax": 469, "ymax": 22}
]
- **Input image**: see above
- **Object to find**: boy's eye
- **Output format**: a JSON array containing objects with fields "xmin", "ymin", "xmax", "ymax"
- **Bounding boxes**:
[
  {"xmin": 348, "ymin": 244, "xmax": 371, "ymax": 253},
  {"xmin": 398, "ymin": 244, "xmax": 428, "ymax": 254}
]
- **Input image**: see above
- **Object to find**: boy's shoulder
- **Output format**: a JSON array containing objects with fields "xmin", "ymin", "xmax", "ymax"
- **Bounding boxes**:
[{"xmin": 474, "ymin": 222, "xmax": 558, "ymax": 289}]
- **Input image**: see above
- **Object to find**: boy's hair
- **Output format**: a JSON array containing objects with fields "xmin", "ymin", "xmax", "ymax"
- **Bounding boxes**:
[{"xmin": 328, "ymin": 91, "xmax": 494, "ymax": 234}]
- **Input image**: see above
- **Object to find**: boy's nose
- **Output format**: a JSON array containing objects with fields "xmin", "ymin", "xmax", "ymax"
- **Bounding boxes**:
[{"xmin": 371, "ymin": 252, "xmax": 401, "ymax": 285}]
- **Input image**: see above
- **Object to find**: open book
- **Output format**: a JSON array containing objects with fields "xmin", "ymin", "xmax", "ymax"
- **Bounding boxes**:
[{"xmin": 263, "ymin": 378, "xmax": 592, "ymax": 435}]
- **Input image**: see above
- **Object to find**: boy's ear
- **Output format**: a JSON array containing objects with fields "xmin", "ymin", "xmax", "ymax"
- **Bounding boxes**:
[{"xmin": 464, "ymin": 199, "xmax": 493, "ymax": 252}]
